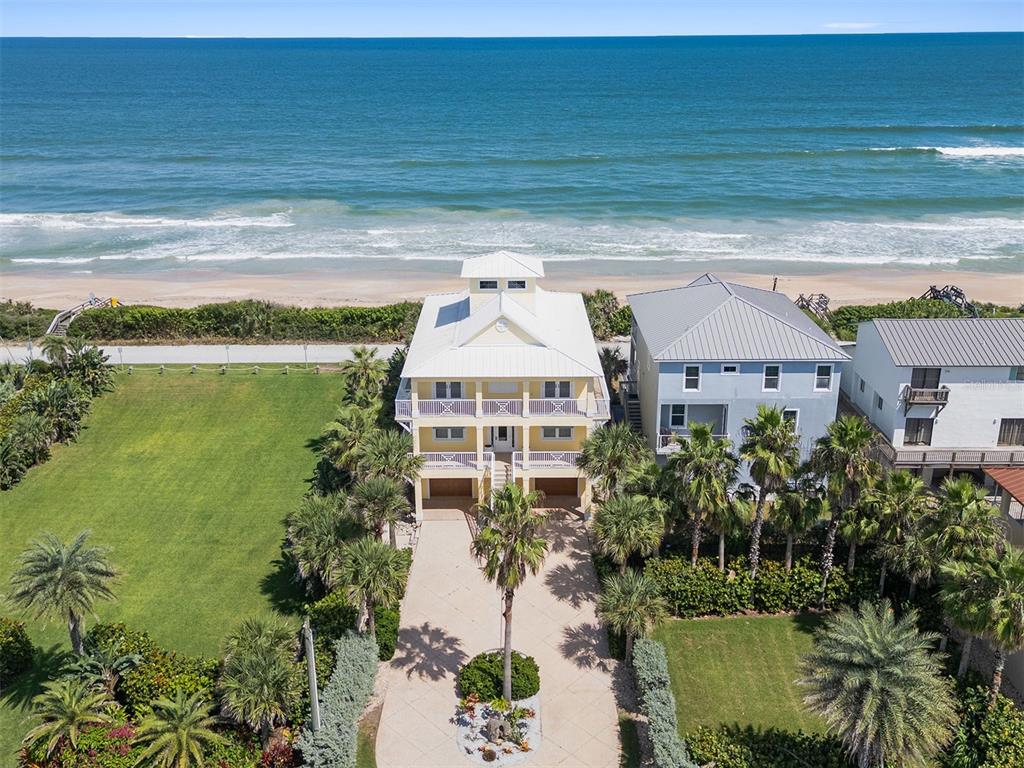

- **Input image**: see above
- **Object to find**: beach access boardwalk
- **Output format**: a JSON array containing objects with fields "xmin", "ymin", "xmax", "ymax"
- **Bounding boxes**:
[{"xmin": 377, "ymin": 508, "xmax": 620, "ymax": 768}]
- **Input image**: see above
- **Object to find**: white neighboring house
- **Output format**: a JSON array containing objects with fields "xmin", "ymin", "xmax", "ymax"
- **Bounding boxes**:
[
  {"xmin": 842, "ymin": 318, "xmax": 1024, "ymax": 483},
  {"xmin": 626, "ymin": 274, "xmax": 850, "ymax": 481},
  {"xmin": 394, "ymin": 253, "xmax": 610, "ymax": 519}
]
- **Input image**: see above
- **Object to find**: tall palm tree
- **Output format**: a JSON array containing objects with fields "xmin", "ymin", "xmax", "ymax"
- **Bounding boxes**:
[
  {"xmin": 809, "ymin": 415, "xmax": 878, "ymax": 602},
  {"xmin": 597, "ymin": 569, "xmax": 668, "ymax": 660},
  {"xmin": 134, "ymin": 690, "xmax": 225, "ymax": 768},
  {"xmin": 22, "ymin": 678, "xmax": 113, "ymax": 759},
  {"xmin": 219, "ymin": 643, "xmax": 295, "ymax": 748},
  {"xmin": 341, "ymin": 536, "xmax": 409, "ymax": 637},
  {"xmin": 285, "ymin": 493, "xmax": 356, "ymax": 594},
  {"xmin": 592, "ymin": 494, "xmax": 663, "ymax": 574},
  {"xmin": 839, "ymin": 503, "xmax": 879, "ymax": 571},
  {"xmin": 706, "ymin": 488, "xmax": 753, "ymax": 572},
  {"xmin": 772, "ymin": 478, "xmax": 824, "ymax": 572},
  {"xmin": 983, "ymin": 547, "xmax": 1024, "ymax": 706},
  {"xmin": 925, "ymin": 475, "xmax": 1001, "ymax": 564},
  {"xmin": 577, "ymin": 422, "xmax": 652, "ymax": 502},
  {"xmin": 598, "ymin": 346, "xmax": 627, "ymax": 403},
  {"xmin": 865, "ymin": 470, "xmax": 930, "ymax": 595},
  {"xmin": 798, "ymin": 601, "xmax": 957, "ymax": 767},
  {"xmin": 351, "ymin": 475, "xmax": 410, "ymax": 547},
  {"xmin": 939, "ymin": 556, "xmax": 994, "ymax": 680},
  {"xmin": 338, "ymin": 345, "xmax": 388, "ymax": 404},
  {"xmin": 9, "ymin": 531, "xmax": 118, "ymax": 654},
  {"xmin": 356, "ymin": 428, "xmax": 423, "ymax": 484},
  {"xmin": 667, "ymin": 423, "xmax": 737, "ymax": 566},
  {"xmin": 880, "ymin": 519, "xmax": 936, "ymax": 600},
  {"xmin": 472, "ymin": 484, "xmax": 549, "ymax": 702},
  {"xmin": 321, "ymin": 404, "xmax": 381, "ymax": 476},
  {"xmin": 739, "ymin": 405, "xmax": 801, "ymax": 578}
]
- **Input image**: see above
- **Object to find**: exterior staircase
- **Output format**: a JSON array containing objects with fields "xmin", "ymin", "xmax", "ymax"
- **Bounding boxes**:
[
  {"xmin": 491, "ymin": 461, "xmax": 511, "ymax": 494},
  {"xmin": 46, "ymin": 296, "xmax": 116, "ymax": 337}
]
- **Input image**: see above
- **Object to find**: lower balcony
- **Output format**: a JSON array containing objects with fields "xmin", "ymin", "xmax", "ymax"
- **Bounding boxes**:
[
  {"xmin": 512, "ymin": 451, "xmax": 582, "ymax": 475},
  {"xmin": 417, "ymin": 451, "xmax": 494, "ymax": 475},
  {"xmin": 658, "ymin": 430, "xmax": 729, "ymax": 453}
]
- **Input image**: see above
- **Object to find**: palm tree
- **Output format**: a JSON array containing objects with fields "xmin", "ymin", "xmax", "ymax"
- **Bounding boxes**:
[
  {"xmin": 66, "ymin": 343, "xmax": 113, "ymax": 397},
  {"xmin": 14, "ymin": 411, "xmax": 53, "ymax": 466},
  {"xmin": 939, "ymin": 556, "xmax": 994, "ymax": 680},
  {"xmin": 839, "ymin": 503, "xmax": 879, "ymax": 571},
  {"xmin": 338, "ymin": 345, "xmax": 388, "ymax": 404},
  {"xmin": 592, "ymin": 494, "xmax": 663, "ymax": 574},
  {"xmin": 219, "ymin": 643, "xmax": 295, "ymax": 748},
  {"xmin": 356, "ymin": 428, "xmax": 423, "ymax": 483},
  {"xmin": 321, "ymin": 404, "xmax": 381, "ymax": 476},
  {"xmin": 577, "ymin": 422, "xmax": 652, "ymax": 502},
  {"xmin": 472, "ymin": 484, "xmax": 549, "ymax": 702},
  {"xmin": 809, "ymin": 415, "xmax": 878, "ymax": 602},
  {"xmin": 24, "ymin": 378, "xmax": 90, "ymax": 443},
  {"xmin": 63, "ymin": 639, "xmax": 141, "ymax": 697},
  {"xmin": 739, "ymin": 405, "xmax": 801, "ymax": 578},
  {"xmin": 667, "ymin": 423, "xmax": 737, "ymax": 566},
  {"xmin": 598, "ymin": 346, "xmax": 627, "ymax": 403},
  {"xmin": 40, "ymin": 335, "xmax": 71, "ymax": 373},
  {"xmin": 597, "ymin": 569, "xmax": 668, "ymax": 660},
  {"xmin": 983, "ymin": 547, "xmax": 1024, "ymax": 706},
  {"xmin": 9, "ymin": 531, "xmax": 118, "ymax": 655},
  {"xmin": 706, "ymin": 488, "xmax": 753, "ymax": 572},
  {"xmin": 865, "ymin": 470, "xmax": 929, "ymax": 595},
  {"xmin": 351, "ymin": 475, "xmax": 410, "ymax": 547},
  {"xmin": 134, "ymin": 690, "xmax": 225, "ymax": 768},
  {"xmin": 772, "ymin": 478, "xmax": 824, "ymax": 572},
  {"xmin": 925, "ymin": 475, "xmax": 1001, "ymax": 564},
  {"xmin": 880, "ymin": 519, "xmax": 936, "ymax": 600},
  {"xmin": 798, "ymin": 601, "xmax": 957, "ymax": 767},
  {"xmin": 0, "ymin": 430, "xmax": 29, "ymax": 489},
  {"xmin": 22, "ymin": 678, "xmax": 113, "ymax": 758},
  {"xmin": 222, "ymin": 616, "xmax": 296, "ymax": 659},
  {"xmin": 341, "ymin": 536, "xmax": 409, "ymax": 637},
  {"xmin": 285, "ymin": 493, "xmax": 357, "ymax": 594}
]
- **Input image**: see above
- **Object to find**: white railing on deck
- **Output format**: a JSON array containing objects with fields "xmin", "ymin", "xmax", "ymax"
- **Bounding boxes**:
[
  {"xmin": 416, "ymin": 399, "xmax": 476, "ymax": 417},
  {"xmin": 658, "ymin": 432, "xmax": 729, "ymax": 452},
  {"xmin": 528, "ymin": 399, "xmax": 584, "ymax": 416},
  {"xmin": 394, "ymin": 396, "xmax": 609, "ymax": 419},
  {"xmin": 418, "ymin": 451, "xmax": 493, "ymax": 470},
  {"xmin": 512, "ymin": 451, "xmax": 582, "ymax": 470},
  {"xmin": 482, "ymin": 399, "xmax": 522, "ymax": 416}
]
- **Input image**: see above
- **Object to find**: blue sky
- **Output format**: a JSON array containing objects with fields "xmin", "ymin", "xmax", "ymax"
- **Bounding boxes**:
[{"xmin": 1, "ymin": 1, "xmax": 1021, "ymax": 37}]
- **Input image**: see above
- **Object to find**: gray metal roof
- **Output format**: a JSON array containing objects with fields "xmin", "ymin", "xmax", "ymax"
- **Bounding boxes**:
[
  {"xmin": 627, "ymin": 273, "xmax": 849, "ymax": 362},
  {"xmin": 872, "ymin": 318, "xmax": 1024, "ymax": 367}
]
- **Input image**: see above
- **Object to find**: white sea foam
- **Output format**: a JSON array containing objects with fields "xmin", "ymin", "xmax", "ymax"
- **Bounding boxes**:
[
  {"xmin": 0, "ymin": 211, "xmax": 294, "ymax": 230},
  {"xmin": 930, "ymin": 147, "xmax": 1024, "ymax": 157}
]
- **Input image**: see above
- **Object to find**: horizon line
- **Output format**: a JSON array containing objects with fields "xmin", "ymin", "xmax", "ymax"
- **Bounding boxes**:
[{"xmin": 2, "ymin": 30, "xmax": 1022, "ymax": 40}]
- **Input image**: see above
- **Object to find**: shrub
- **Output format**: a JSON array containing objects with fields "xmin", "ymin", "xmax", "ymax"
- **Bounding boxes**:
[
  {"xmin": 632, "ymin": 638, "xmax": 698, "ymax": 768},
  {"xmin": 0, "ymin": 617, "xmax": 34, "ymax": 680},
  {"xmin": 685, "ymin": 726, "xmax": 852, "ymax": 768},
  {"xmin": 644, "ymin": 558, "xmax": 752, "ymax": 617},
  {"xmin": 942, "ymin": 684, "xmax": 1024, "ymax": 768},
  {"xmin": 296, "ymin": 632, "xmax": 378, "ymax": 768},
  {"xmin": 458, "ymin": 651, "xmax": 540, "ymax": 701},
  {"xmin": 307, "ymin": 591, "xmax": 401, "ymax": 661},
  {"xmin": 85, "ymin": 622, "xmax": 219, "ymax": 716}
]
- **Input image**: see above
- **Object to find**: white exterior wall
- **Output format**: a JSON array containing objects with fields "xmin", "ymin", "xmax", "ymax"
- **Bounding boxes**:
[{"xmin": 851, "ymin": 322, "xmax": 1024, "ymax": 449}]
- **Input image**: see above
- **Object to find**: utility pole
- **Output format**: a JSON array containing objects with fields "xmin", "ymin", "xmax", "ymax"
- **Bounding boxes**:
[{"xmin": 302, "ymin": 617, "xmax": 321, "ymax": 732}]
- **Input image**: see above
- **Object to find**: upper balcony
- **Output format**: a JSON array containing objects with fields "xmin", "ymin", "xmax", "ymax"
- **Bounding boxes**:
[
  {"xmin": 901, "ymin": 385, "xmax": 950, "ymax": 414},
  {"xmin": 395, "ymin": 381, "xmax": 609, "ymax": 422}
]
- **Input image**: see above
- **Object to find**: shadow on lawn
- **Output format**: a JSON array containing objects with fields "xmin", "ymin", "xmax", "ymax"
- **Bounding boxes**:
[
  {"xmin": 1, "ymin": 644, "xmax": 71, "ymax": 714},
  {"xmin": 790, "ymin": 613, "xmax": 825, "ymax": 637},
  {"xmin": 259, "ymin": 549, "xmax": 308, "ymax": 617}
]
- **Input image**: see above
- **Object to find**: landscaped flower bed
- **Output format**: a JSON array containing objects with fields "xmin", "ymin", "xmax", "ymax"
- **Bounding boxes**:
[{"xmin": 454, "ymin": 693, "xmax": 541, "ymax": 765}]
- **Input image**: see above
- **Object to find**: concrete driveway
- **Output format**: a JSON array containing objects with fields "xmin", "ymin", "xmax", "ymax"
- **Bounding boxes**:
[{"xmin": 376, "ymin": 511, "xmax": 620, "ymax": 767}]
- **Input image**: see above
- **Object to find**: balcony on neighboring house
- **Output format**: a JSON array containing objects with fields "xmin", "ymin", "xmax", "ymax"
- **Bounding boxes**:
[
  {"xmin": 901, "ymin": 384, "xmax": 951, "ymax": 414},
  {"xmin": 658, "ymin": 430, "xmax": 730, "ymax": 453}
]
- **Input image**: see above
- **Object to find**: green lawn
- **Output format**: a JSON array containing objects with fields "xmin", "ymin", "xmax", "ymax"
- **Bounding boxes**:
[
  {"xmin": 654, "ymin": 614, "xmax": 825, "ymax": 735},
  {"xmin": 1, "ymin": 372, "xmax": 342, "ymax": 762}
]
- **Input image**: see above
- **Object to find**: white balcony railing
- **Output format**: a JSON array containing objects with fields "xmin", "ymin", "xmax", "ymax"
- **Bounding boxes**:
[
  {"xmin": 419, "ymin": 451, "xmax": 494, "ymax": 471},
  {"xmin": 658, "ymin": 432, "xmax": 729, "ymax": 453},
  {"xmin": 394, "ymin": 395, "xmax": 609, "ymax": 419},
  {"xmin": 481, "ymin": 399, "xmax": 523, "ymax": 416},
  {"xmin": 512, "ymin": 451, "xmax": 582, "ymax": 470}
]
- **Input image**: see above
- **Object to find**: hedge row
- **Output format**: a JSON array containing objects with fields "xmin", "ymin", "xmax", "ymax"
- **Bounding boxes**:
[
  {"xmin": 0, "ymin": 617, "xmax": 33, "ymax": 680},
  {"xmin": 644, "ymin": 556, "xmax": 876, "ymax": 618},
  {"xmin": 296, "ymin": 632, "xmax": 379, "ymax": 768},
  {"xmin": 68, "ymin": 301, "xmax": 422, "ymax": 342},
  {"xmin": 632, "ymin": 638, "xmax": 698, "ymax": 768},
  {"xmin": 685, "ymin": 726, "xmax": 852, "ymax": 768}
]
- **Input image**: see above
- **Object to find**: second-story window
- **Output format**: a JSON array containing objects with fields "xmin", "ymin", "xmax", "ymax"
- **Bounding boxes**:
[
  {"xmin": 478, "ymin": 279, "xmax": 498, "ymax": 290},
  {"xmin": 722, "ymin": 364, "xmax": 739, "ymax": 375},
  {"xmin": 434, "ymin": 381, "xmax": 463, "ymax": 399},
  {"xmin": 875, "ymin": 393, "xmax": 884, "ymax": 410},
  {"xmin": 542, "ymin": 426, "xmax": 573, "ymax": 439},
  {"xmin": 814, "ymin": 364, "xmax": 833, "ymax": 391},
  {"xmin": 1011, "ymin": 366, "xmax": 1024, "ymax": 381},
  {"xmin": 669, "ymin": 404, "xmax": 686, "ymax": 427},
  {"xmin": 763, "ymin": 364, "xmax": 781, "ymax": 391},
  {"xmin": 911, "ymin": 367, "xmax": 941, "ymax": 389},
  {"xmin": 782, "ymin": 409, "xmax": 799, "ymax": 430},
  {"xmin": 684, "ymin": 365, "xmax": 701, "ymax": 390},
  {"xmin": 507, "ymin": 279, "xmax": 527, "ymax": 289},
  {"xmin": 544, "ymin": 380, "xmax": 571, "ymax": 398},
  {"xmin": 998, "ymin": 419, "xmax": 1024, "ymax": 446}
]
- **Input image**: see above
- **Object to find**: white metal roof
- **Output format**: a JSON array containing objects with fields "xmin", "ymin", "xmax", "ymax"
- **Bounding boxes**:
[
  {"xmin": 459, "ymin": 252, "xmax": 545, "ymax": 279},
  {"xmin": 628, "ymin": 273, "xmax": 849, "ymax": 362},
  {"xmin": 402, "ymin": 287, "xmax": 604, "ymax": 379},
  {"xmin": 872, "ymin": 318, "xmax": 1024, "ymax": 367}
]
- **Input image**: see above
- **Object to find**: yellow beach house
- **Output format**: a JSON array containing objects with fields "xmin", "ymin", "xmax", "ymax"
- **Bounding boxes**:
[{"xmin": 395, "ymin": 253, "xmax": 610, "ymax": 518}]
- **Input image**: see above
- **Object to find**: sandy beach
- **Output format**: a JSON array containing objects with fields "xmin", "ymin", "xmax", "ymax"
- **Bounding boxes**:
[{"xmin": 2, "ymin": 265, "xmax": 1021, "ymax": 309}]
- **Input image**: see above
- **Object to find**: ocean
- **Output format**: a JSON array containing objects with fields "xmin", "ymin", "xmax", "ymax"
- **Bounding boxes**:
[{"xmin": 1, "ymin": 34, "xmax": 1022, "ymax": 277}]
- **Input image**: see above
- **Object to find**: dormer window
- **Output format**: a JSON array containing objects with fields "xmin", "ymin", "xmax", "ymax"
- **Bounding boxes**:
[
  {"xmin": 507, "ymin": 280, "xmax": 527, "ymax": 290},
  {"xmin": 478, "ymin": 280, "xmax": 498, "ymax": 290}
]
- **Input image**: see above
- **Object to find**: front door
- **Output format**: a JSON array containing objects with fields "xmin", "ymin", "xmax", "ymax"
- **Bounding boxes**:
[{"xmin": 491, "ymin": 426, "xmax": 514, "ymax": 452}]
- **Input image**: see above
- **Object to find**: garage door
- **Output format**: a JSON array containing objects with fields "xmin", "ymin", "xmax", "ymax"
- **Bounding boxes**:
[
  {"xmin": 429, "ymin": 478, "xmax": 473, "ymax": 497},
  {"xmin": 534, "ymin": 477, "xmax": 580, "ymax": 496}
]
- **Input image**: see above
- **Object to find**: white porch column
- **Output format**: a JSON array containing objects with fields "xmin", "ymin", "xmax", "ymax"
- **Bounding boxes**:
[
  {"xmin": 413, "ymin": 479, "xmax": 424, "ymax": 522},
  {"xmin": 522, "ymin": 380, "xmax": 530, "ymax": 416},
  {"xmin": 412, "ymin": 426, "xmax": 421, "ymax": 453},
  {"xmin": 475, "ymin": 381, "xmax": 483, "ymax": 417},
  {"xmin": 475, "ymin": 425, "xmax": 484, "ymax": 467},
  {"xmin": 522, "ymin": 425, "xmax": 530, "ymax": 470},
  {"xmin": 410, "ymin": 385, "xmax": 419, "ymax": 417},
  {"xmin": 921, "ymin": 466, "xmax": 935, "ymax": 488},
  {"xmin": 1001, "ymin": 488, "xmax": 1012, "ymax": 516}
]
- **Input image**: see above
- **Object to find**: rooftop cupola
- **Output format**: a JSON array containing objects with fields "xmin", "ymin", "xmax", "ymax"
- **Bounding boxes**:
[{"xmin": 461, "ymin": 252, "xmax": 544, "ymax": 312}]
